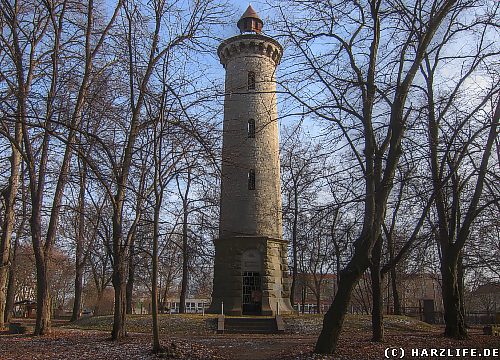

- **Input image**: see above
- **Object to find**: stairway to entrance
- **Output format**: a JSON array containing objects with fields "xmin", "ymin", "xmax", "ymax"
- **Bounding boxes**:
[{"xmin": 222, "ymin": 317, "xmax": 279, "ymax": 334}]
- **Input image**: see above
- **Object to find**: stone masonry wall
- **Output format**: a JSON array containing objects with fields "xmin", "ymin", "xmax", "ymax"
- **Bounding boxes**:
[
  {"xmin": 210, "ymin": 237, "xmax": 293, "ymax": 315},
  {"xmin": 218, "ymin": 34, "xmax": 283, "ymax": 239}
]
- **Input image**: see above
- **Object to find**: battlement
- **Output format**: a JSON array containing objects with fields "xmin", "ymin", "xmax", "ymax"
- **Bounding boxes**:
[{"xmin": 217, "ymin": 34, "xmax": 283, "ymax": 67}]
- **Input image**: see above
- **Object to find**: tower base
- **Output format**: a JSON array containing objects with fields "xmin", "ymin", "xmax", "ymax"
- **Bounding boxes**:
[{"xmin": 208, "ymin": 236, "xmax": 295, "ymax": 316}]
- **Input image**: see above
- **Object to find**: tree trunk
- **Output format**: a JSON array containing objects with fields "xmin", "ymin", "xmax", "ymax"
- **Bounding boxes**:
[
  {"xmin": 316, "ymin": 292, "xmax": 321, "ymax": 314},
  {"xmin": 110, "ymin": 184, "xmax": 129, "ymax": 341},
  {"xmin": 386, "ymin": 214, "xmax": 401, "ymax": 316},
  {"xmin": 5, "ymin": 223, "xmax": 20, "ymax": 323},
  {"xmin": 161, "ymin": 280, "xmax": 171, "ymax": 314},
  {"xmin": 370, "ymin": 236, "xmax": 384, "ymax": 342},
  {"xmin": 71, "ymin": 267, "xmax": 84, "ymax": 322},
  {"xmin": 0, "ymin": 202, "xmax": 16, "ymax": 329},
  {"xmin": 71, "ymin": 165, "xmax": 86, "ymax": 322},
  {"xmin": 290, "ymin": 189, "xmax": 299, "ymax": 306},
  {"xmin": 441, "ymin": 255, "xmax": 467, "ymax": 339},
  {"xmin": 126, "ymin": 244, "xmax": 135, "ymax": 315},
  {"xmin": 301, "ymin": 284, "xmax": 305, "ymax": 314},
  {"xmin": 125, "ymin": 168, "xmax": 147, "ymax": 316},
  {"xmin": 94, "ymin": 290, "xmax": 104, "ymax": 316},
  {"xmin": 457, "ymin": 255, "xmax": 466, "ymax": 326},
  {"xmin": 152, "ymin": 204, "xmax": 161, "ymax": 352},
  {"xmin": 178, "ymin": 171, "xmax": 191, "ymax": 314},
  {"xmin": 4, "ymin": 263, "xmax": 16, "ymax": 323},
  {"xmin": 34, "ymin": 261, "xmax": 51, "ymax": 335},
  {"xmin": 5, "ymin": 166, "xmax": 26, "ymax": 324},
  {"xmin": 314, "ymin": 262, "xmax": 365, "ymax": 353},
  {"xmin": 390, "ymin": 268, "xmax": 401, "ymax": 315},
  {"xmin": 111, "ymin": 258, "xmax": 127, "ymax": 340},
  {"xmin": 30, "ymin": 203, "xmax": 52, "ymax": 335},
  {"xmin": 0, "ymin": 110, "xmax": 23, "ymax": 330},
  {"xmin": 179, "ymin": 205, "xmax": 189, "ymax": 314}
]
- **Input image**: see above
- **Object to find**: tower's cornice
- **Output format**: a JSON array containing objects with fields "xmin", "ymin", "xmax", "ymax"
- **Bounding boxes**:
[{"xmin": 217, "ymin": 34, "xmax": 283, "ymax": 67}]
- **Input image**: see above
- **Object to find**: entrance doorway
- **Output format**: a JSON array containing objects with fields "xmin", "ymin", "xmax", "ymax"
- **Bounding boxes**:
[{"xmin": 242, "ymin": 271, "xmax": 262, "ymax": 314}]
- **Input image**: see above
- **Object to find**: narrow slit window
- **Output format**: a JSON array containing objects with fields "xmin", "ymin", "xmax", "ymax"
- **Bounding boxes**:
[
  {"xmin": 248, "ymin": 119, "xmax": 255, "ymax": 138},
  {"xmin": 248, "ymin": 169, "xmax": 255, "ymax": 190},
  {"xmin": 248, "ymin": 71, "xmax": 255, "ymax": 90}
]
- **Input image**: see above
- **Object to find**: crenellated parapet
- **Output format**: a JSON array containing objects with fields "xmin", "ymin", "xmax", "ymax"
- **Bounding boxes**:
[{"xmin": 217, "ymin": 34, "xmax": 283, "ymax": 68}]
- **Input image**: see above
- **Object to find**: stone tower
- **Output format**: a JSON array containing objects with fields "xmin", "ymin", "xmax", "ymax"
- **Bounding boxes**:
[{"xmin": 209, "ymin": 5, "xmax": 294, "ymax": 316}]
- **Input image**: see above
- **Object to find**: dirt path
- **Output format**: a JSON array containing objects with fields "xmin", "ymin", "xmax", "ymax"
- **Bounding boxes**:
[{"xmin": 185, "ymin": 334, "xmax": 317, "ymax": 359}]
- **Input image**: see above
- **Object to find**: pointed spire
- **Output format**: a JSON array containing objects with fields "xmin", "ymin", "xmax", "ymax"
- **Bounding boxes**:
[
  {"xmin": 237, "ymin": 5, "xmax": 264, "ymax": 34},
  {"xmin": 240, "ymin": 4, "xmax": 259, "ymax": 19}
]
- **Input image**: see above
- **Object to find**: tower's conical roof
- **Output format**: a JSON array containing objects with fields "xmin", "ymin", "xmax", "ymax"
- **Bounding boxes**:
[
  {"xmin": 237, "ymin": 5, "xmax": 263, "ymax": 34},
  {"xmin": 240, "ymin": 4, "xmax": 260, "ymax": 20}
]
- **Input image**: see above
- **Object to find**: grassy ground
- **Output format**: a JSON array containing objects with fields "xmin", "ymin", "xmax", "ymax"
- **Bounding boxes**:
[
  {"xmin": 2, "ymin": 314, "xmax": 498, "ymax": 359},
  {"xmin": 65, "ymin": 313, "xmax": 433, "ymax": 336},
  {"xmin": 66, "ymin": 314, "xmax": 219, "ymax": 335},
  {"xmin": 283, "ymin": 314, "xmax": 434, "ymax": 335}
]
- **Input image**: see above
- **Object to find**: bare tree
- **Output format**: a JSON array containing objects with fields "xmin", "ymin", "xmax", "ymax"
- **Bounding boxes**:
[
  {"xmin": 421, "ymin": 18, "xmax": 500, "ymax": 337},
  {"xmin": 281, "ymin": 126, "xmax": 327, "ymax": 307},
  {"xmin": 101, "ymin": 0, "xmax": 223, "ymax": 339},
  {"xmin": 3, "ymin": 168, "xmax": 28, "ymax": 323},
  {"xmin": 0, "ymin": 0, "xmax": 123, "ymax": 334},
  {"xmin": 0, "ymin": 0, "xmax": 42, "ymax": 330},
  {"xmin": 276, "ymin": 0, "xmax": 461, "ymax": 353}
]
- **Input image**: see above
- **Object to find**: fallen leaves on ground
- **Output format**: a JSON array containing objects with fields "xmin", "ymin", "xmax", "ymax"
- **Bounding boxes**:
[
  {"xmin": 2, "ymin": 316, "xmax": 499, "ymax": 360},
  {"xmin": 69, "ymin": 314, "xmax": 218, "ymax": 335},
  {"xmin": 0, "ymin": 329, "xmax": 223, "ymax": 360},
  {"xmin": 279, "ymin": 327, "xmax": 500, "ymax": 360}
]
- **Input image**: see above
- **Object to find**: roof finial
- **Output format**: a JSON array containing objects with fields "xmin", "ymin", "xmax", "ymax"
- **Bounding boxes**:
[{"xmin": 237, "ymin": 4, "xmax": 263, "ymax": 34}]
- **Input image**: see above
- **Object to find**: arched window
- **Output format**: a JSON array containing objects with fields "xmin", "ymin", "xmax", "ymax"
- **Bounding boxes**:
[
  {"xmin": 248, "ymin": 169, "xmax": 255, "ymax": 190},
  {"xmin": 248, "ymin": 71, "xmax": 255, "ymax": 90},
  {"xmin": 248, "ymin": 119, "xmax": 255, "ymax": 138}
]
